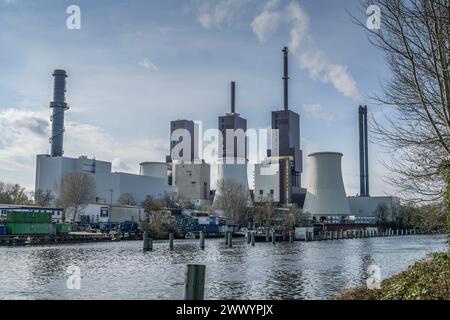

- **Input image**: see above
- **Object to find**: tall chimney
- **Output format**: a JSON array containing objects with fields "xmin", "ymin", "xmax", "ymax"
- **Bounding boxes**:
[
  {"xmin": 231, "ymin": 81, "xmax": 236, "ymax": 114},
  {"xmin": 358, "ymin": 105, "xmax": 369, "ymax": 196},
  {"xmin": 364, "ymin": 105, "xmax": 369, "ymax": 196},
  {"xmin": 282, "ymin": 47, "xmax": 289, "ymax": 111},
  {"xmin": 50, "ymin": 69, "xmax": 69, "ymax": 157}
]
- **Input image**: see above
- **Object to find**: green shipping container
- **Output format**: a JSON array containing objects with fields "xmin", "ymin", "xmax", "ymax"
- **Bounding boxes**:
[
  {"xmin": 6, "ymin": 211, "xmax": 52, "ymax": 224},
  {"xmin": 6, "ymin": 223, "xmax": 55, "ymax": 235},
  {"xmin": 56, "ymin": 224, "xmax": 72, "ymax": 234}
]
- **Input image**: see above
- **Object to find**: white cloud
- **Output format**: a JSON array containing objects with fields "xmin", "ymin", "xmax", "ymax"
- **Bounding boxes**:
[
  {"xmin": 251, "ymin": 0, "xmax": 280, "ymax": 43},
  {"xmin": 286, "ymin": 1, "xmax": 360, "ymax": 100},
  {"xmin": 301, "ymin": 103, "xmax": 334, "ymax": 121},
  {"xmin": 195, "ymin": 0, "xmax": 248, "ymax": 29},
  {"xmin": 139, "ymin": 57, "xmax": 159, "ymax": 71}
]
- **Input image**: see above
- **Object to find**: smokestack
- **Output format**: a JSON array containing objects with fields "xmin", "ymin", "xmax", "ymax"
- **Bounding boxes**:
[
  {"xmin": 231, "ymin": 81, "xmax": 236, "ymax": 114},
  {"xmin": 358, "ymin": 105, "xmax": 369, "ymax": 196},
  {"xmin": 282, "ymin": 47, "xmax": 289, "ymax": 111},
  {"xmin": 364, "ymin": 105, "xmax": 369, "ymax": 196},
  {"xmin": 50, "ymin": 69, "xmax": 68, "ymax": 157}
]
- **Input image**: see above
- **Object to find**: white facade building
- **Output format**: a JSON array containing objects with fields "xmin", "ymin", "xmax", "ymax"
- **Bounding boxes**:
[
  {"xmin": 254, "ymin": 162, "xmax": 280, "ymax": 202},
  {"xmin": 35, "ymin": 155, "xmax": 176, "ymax": 206},
  {"xmin": 174, "ymin": 161, "xmax": 210, "ymax": 206},
  {"xmin": 79, "ymin": 204, "xmax": 147, "ymax": 224}
]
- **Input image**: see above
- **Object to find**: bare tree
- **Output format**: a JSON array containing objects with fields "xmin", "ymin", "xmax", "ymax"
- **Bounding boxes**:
[
  {"xmin": 118, "ymin": 193, "xmax": 136, "ymax": 206},
  {"xmin": 57, "ymin": 172, "xmax": 96, "ymax": 222},
  {"xmin": 352, "ymin": 0, "xmax": 450, "ymax": 202},
  {"xmin": 285, "ymin": 206, "xmax": 309, "ymax": 228},
  {"xmin": 253, "ymin": 194, "xmax": 276, "ymax": 227},
  {"xmin": 34, "ymin": 189, "xmax": 54, "ymax": 207},
  {"xmin": 214, "ymin": 178, "xmax": 249, "ymax": 224}
]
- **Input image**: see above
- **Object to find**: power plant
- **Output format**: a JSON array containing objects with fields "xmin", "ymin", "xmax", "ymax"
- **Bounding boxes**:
[{"xmin": 33, "ymin": 47, "xmax": 399, "ymax": 225}]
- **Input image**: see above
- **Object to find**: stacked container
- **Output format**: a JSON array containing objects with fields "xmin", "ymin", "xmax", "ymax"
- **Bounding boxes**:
[{"xmin": 6, "ymin": 211, "xmax": 54, "ymax": 235}]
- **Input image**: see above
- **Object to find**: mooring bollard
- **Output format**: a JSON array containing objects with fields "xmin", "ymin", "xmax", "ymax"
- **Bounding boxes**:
[
  {"xmin": 225, "ymin": 231, "xmax": 228, "ymax": 245},
  {"xmin": 184, "ymin": 264, "xmax": 206, "ymax": 300},
  {"xmin": 200, "ymin": 231, "xmax": 205, "ymax": 250},
  {"xmin": 228, "ymin": 232, "xmax": 233, "ymax": 248},
  {"xmin": 247, "ymin": 232, "xmax": 251, "ymax": 244},
  {"xmin": 143, "ymin": 232, "xmax": 153, "ymax": 251},
  {"xmin": 169, "ymin": 232, "xmax": 174, "ymax": 250},
  {"xmin": 251, "ymin": 231, "xmax": 255, "ymax": 246}
]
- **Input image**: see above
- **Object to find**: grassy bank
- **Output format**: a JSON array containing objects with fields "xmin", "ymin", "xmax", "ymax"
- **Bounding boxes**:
[{"xmin": 336, "ymin": 249, "xmax": 450, "ymax": 300}]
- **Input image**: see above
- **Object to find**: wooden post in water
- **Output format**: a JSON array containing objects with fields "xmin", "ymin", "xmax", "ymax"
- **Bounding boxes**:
[
  {"xmin": 143, "ymin": 232, "xmax": 153, "ymax": 251},
  {"xmin": 169, "ymin": 232, "xmax": 174, "ymax": 250},
  {"xmin": 251, "ymin": 231, "xmax": 255, "ymax": 246},
  {"xmin": 199, "ymin": 231, "xmax": 205, "ymax": 250},
  {"xmin": 184, "ymin": 264, "xmax": 206, "ymax": 300},
  {"xmin": 225, "ymin": 231, "xmax": 229, "ymax": 245}
]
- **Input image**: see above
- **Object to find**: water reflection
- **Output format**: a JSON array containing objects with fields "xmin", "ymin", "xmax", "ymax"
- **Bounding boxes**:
[{"xmin": 0, "ymin": 235, "xmax": 447, "ymax": 300}]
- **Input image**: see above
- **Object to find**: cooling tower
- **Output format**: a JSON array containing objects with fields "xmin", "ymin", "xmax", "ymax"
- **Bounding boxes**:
[
  {"xmin": 140, "ymin": 162, "xmax": 168, "ymax": 180},
  {"xmin": 303, "ymin": 152, "xmax": 351, "ymax": 218}
]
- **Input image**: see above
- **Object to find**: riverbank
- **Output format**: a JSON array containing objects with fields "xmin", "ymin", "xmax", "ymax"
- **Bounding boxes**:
[{"xmin": 336, "ymin": 247, "xmax": 450, "ymax": 300}]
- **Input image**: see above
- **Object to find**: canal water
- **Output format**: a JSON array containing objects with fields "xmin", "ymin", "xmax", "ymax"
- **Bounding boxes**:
[{"xmin": 0, "ymin": 234, "xmax": 447, "ymax": 300}]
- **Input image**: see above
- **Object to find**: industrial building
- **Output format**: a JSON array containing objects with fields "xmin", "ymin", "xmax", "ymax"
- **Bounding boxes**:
[
  {"xmin": 175, "ymin": 160, "xmax": 210, "ymax": 206},
  {"xmin": 165, "ymin": 119, "xmax": 211, "ymax": 205},
  {"xmin": 35, "ymin": 70, "xmax": 175, "ymax": 208},
  {"xmin": 213, "ymin": 81, "xmax": 250, "ymax": 205},
  {"xmin": 166, "ymin": 119, "xmax": 201, "ymax": 187},
  {"xmin": 254, "ymin": 47, "xmax": 305, "ymax": 206},
  {"xmin": 347, "ymin": 196, "xmax": 400, "ymax": 224},
  {"xmin": 302, "ymin": 106, "xmax": 400, "ymax": 224},
  {"xmin": 78, "ymin": 203, "xmax": 147, "ymax": 224},
  {"xmin": 345, "ymin": 105, "xmax": 400, "ymax": 223}
]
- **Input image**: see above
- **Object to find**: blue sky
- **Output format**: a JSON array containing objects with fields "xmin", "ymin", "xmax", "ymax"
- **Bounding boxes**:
[{"xmin": 0, "ymin": 0, "xmax": 394, "ymax": 196}]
